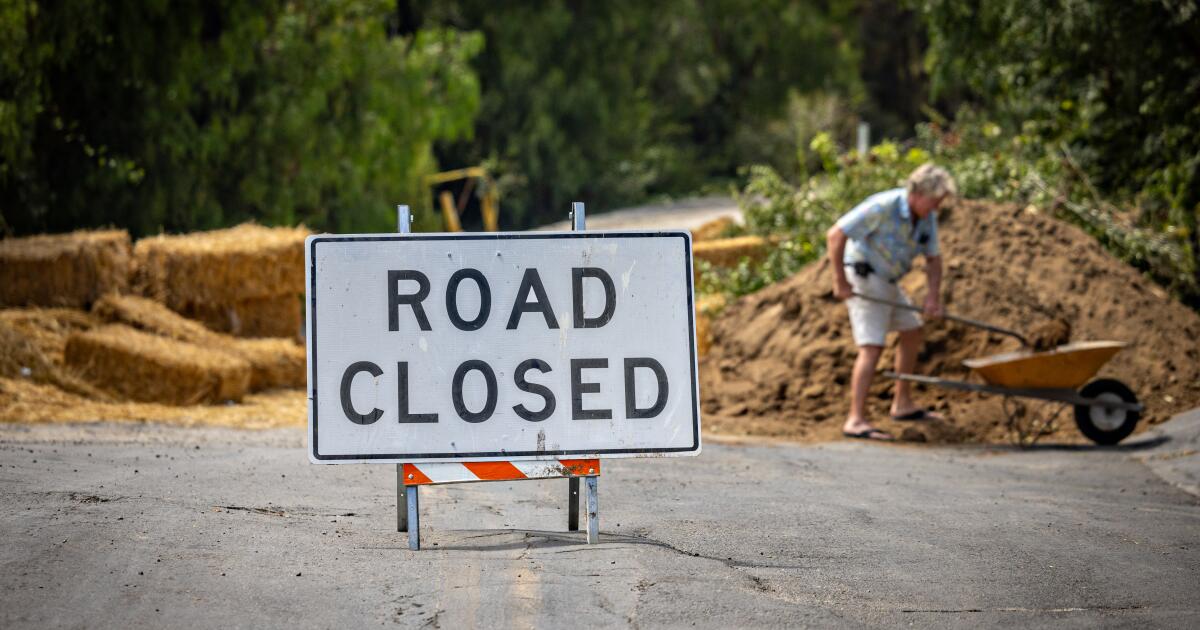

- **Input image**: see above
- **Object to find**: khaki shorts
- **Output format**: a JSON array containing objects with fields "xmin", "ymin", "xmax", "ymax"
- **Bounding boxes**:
[{"xmin": 846, "ymin": 271, "xmax": 922, "ymax": 347}]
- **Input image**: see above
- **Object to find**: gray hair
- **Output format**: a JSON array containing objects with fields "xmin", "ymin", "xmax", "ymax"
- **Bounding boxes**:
[{"xmin": 906, "ymin": 163, "xmax": 958, "ymax": 199}]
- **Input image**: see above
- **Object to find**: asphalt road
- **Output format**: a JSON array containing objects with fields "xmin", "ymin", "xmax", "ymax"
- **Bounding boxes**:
[
  {"xmin": 536, "ymin": 195, "xmax": 741, "ymax": 231},
  {"xmin": 2, "ymin": 412, "xmax": 1198, "ymax": 629}
]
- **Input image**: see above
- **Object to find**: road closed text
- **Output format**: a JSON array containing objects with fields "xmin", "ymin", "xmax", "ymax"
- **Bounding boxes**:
[{"xmin": 339, "ymin": 266, "xmax": 669, "ymax": 425}]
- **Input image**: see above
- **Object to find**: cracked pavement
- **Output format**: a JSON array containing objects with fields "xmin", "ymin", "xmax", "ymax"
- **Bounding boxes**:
[{"xmin": 1, "ymin": 413, "xmax": 1198, "ymax": 629}]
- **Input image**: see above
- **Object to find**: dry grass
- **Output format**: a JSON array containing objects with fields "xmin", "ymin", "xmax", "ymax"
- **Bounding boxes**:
[
  {"xmin": 0, "ymin": 377, "xmax": 305, "ymax": 429},
  {"xmin": 133, "ymin": 223, "xmax": 309, "ymax": 310},
  {"xmin": 65, "ymin": 324, "xmax": 251, "ymax": 405},
  {"xmin": 0, "ymin": 230, "xmax": 131, "ymax": 307}
]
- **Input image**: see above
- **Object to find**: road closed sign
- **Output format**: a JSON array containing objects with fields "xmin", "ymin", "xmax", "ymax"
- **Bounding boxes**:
[{"xmin": 305, "ymin": 232, "xmax": 701, "ymax": 463}]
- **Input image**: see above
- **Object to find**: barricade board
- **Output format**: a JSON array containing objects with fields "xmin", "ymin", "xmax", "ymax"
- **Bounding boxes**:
[{"xmin": 306, "ymin": 232, "xmax": 701, "ymax": 463}]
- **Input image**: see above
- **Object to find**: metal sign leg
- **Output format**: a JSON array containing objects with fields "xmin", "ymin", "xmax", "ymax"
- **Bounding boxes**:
[
  {"xmin": 397, "ymin": 464, "xmax": 408, "ymax": 532},
  {"xmin": 568, "ymin": 477, "xmax": 580, "ymax": 531},
  {"xmin": 407, "ymin": 485, "xmax": 420, "ymax": 550},
  {"xmin": 585, "ymin": 476, "xmax": 599, "ymax": 544}
]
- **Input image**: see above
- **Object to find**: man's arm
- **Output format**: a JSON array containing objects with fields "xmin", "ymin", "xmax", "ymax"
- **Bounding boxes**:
[
  {"xmin": 923, "ymin": 254, "xmax": 943, "ymax": 318},
  {"xmin": 826, "ymin": 225, "xmax": 852, "ymax": 300}
]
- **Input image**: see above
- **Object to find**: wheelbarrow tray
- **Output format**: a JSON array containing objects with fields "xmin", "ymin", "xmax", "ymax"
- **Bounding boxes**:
[{"xmin": 961, "ymin": 341, "xmax": 1127, "ymax": 389}]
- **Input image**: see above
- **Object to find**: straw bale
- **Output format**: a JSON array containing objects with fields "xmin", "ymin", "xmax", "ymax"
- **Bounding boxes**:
[
  {"xmin": 92, "ymin": 294, "xmax": 305, "ymax": 391},
  {"xmin": 692, "ymin": 236, "xmax": 771, "ymax": 268},
  {"xmin": 0, "ymin": 307, "xmax": 101, "ymax": 361},
  {"xmin": 0, "ymin": 230, "xmax": 132, "ymax": 307},
  {"xmin": 133, "ymin": 223, "xmax": 309, "ymax": 309},
  {"xmin": 93, "ymin": 294, "xmax": 220, "ymax": 344},
  {"xmin": 691, "ymin": 216, "xmax": 738, "ymax": 242},
  {"xmin": 0, "ymin": 319, "xmax": 113, "ymax": 401},
  {"xmin": 231, "ymin": 338, "xmax": 307, "ymax": 390},
  {"xmin": 65, "ymin": 324, "xmax": 251, "ymax": 405},
  {"xmin": 183, "ymin": 294, "xmax": 302, "ymax": 339}
]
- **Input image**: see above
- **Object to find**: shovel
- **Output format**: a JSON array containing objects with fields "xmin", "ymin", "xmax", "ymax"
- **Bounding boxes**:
[{"xmin": 850, "ymin": 292, "xmax": 1030, "ymax": 348}]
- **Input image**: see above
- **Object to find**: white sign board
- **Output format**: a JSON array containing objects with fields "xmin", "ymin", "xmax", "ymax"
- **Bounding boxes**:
[{"xmin": 306, "ymin": 232, "xmax": 701, "ymax": 463}]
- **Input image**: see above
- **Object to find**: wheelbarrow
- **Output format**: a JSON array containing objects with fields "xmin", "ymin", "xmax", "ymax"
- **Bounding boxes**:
[{"xmin": 851, "ymin": 293, "xmax": 1144, "ymax": 445}]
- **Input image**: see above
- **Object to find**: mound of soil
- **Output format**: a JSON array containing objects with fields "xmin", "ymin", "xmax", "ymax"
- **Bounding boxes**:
[{"xmin": 700, "ymin": 200, "xmax": 1200, "ymax": 444}]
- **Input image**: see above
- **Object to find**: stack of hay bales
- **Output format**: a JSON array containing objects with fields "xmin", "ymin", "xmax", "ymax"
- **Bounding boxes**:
[
  {"xmin": 690, "ymin": 216, "xmax": 738, "ymax": 242},
  {"xmin": 91, "ymin": 294, "xmax": 306, "ymax": 392},
  {"xmin": 132, "ymin": 224, "xmax": 308, "ymax": 338},
  {"xmin": 65, "ymin": 324, "xmax": 251, "ymax": 405},
  {"xmin": 692, "ymin": 235, "xmax": 771, "ymax": 268},
  {"xmin": 0, "ymin": 316, "xmax": 112, "ymax": 401},
  {"xmin": 0, "ymin": 230, "xmax": 131, "ymax": 307}
]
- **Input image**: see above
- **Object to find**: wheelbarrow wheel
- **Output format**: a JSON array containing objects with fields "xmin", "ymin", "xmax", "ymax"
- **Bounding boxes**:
[{"xmin": 1073, "ymin": 378, "xmax": 1140, "ymax": 445}]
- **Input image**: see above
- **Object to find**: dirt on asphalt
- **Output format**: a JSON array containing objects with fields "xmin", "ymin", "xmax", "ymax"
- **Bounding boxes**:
[{"xmin": 700, "ymin": 200, "xmax": 1200, "ymax": 444}]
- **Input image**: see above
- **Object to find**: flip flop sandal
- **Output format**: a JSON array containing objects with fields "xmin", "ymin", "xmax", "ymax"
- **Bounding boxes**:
[
  {"xmin": 891, "ymin": 408, "xmax": 939, "ymax": 421},
  {"xmin": 842, "ymin": 428, "xmax": 894, "ymax": 441}
]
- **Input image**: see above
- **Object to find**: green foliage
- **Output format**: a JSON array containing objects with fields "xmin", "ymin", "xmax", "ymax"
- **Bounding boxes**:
[
  {"xmin": 708, "ymin": 110, "xmax": 1198, "ymax": 303},
  {"xmin": 704, "ymin": 134, "xmax": 930, "ymax": 298},
  {"xmin": 421, "ymin": 0, "xmax": 860, "ymax": 228},
  {"xmin": 0, "ymin": 0, "xmax": 481, "ymax": 236},
  {"xmin": 921, "ymin": 0, "xmax": 1200, "ymax": 294}
]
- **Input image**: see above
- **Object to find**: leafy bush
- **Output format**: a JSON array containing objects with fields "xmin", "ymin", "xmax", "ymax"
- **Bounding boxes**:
[
  {"xmin": 921, "ymin": 0, "xmax": 1200, "ymax": 304},
  {"xmin": 705, "ymin": 112, "xmax": 1197, "ymax": 305}
]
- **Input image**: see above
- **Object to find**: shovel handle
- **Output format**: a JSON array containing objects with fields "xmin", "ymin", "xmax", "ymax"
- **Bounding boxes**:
[{"xmin": 850, "ymin": 292, "xmax": 1030, "ymax": 347}]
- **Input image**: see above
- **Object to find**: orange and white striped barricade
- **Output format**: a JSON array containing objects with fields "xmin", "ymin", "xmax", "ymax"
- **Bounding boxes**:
[{"xmin": 397, "ymin": 458, "xmax": 600, "ymax": 549}]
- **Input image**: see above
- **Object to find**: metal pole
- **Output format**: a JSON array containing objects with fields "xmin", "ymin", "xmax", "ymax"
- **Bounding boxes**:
[
  {"xmin": 568, "ymin": 478, "xmax": 580, "ymax": 531},
  {"xmin": 407, "ymin": 485, "xmax": 420, "ymax": 551},
  {"xmin": 397, "ymin": 467, "xmax": 407, "ymax": 532},
  {"xmin": 585, "ymin": 475, "xmax": 599, "ymax": 544},
  {"xmin": 568, "ymin": 201, "xmax": 586, "ymax": 533},
  {"xmin": 571, "ymin": 201, "xmax": 586, "ymax": 231},
  {"xmin": 396, "ymin": 204, "xmax": 416, "ymax": 545},
  {"xmin": 857, "ymin": 122, "xmax": 870, "ymax": 155},
  {"xmin": 851, "ymin": 291, "xmax": 1030, "ymax": 347},
  {"xmin": 397, "ymin": 204, "xmax": 412, "ymax": 233}
]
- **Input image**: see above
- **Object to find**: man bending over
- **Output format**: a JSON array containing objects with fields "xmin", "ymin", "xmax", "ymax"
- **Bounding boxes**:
[{"xmin": 825, "ymin": 163, "xmax": 957, "ymax": 441}]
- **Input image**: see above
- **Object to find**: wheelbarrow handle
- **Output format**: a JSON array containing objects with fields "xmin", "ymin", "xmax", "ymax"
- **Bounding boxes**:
[{"xmin": 850, "ymin": 292, "xmax": 1030, "ymax": 347}]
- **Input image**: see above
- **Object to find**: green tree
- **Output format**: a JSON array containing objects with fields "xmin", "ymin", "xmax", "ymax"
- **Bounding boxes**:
[
  {"xmin": 921, "ymin": 0, "xmax": 1200, "ymax": 291},
  {"xmin": 418, "ymin": 0, "xmax": 859, "ymax": 228},
  {"xmin": 0, "ymin": 0, "xmax": 482, "ymax": 236}
]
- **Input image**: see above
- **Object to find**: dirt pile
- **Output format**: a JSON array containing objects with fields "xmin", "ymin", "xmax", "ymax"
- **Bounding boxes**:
[
  {"xmin": 700, "ymin": 200, "xmax": 1200, "ymax": 444},
  {"xmin": 1027, "ymin": 318, "xmax": 1072, "ymax": 352}
]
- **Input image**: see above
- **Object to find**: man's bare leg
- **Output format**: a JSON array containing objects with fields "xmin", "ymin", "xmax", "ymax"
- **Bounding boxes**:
[
  {"xmin": 844, "ymin": 344, "xmax": 884, "ymax": 434},
  {"xmin": 891, "ymin": 327, "xmax": 943, "ymax": 419}
]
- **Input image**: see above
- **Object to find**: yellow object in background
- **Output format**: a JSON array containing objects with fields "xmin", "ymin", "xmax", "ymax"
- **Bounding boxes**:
[
  {"xmin": 963, "ymin": 341, "xmax": 1126, "ymax": 389},
  {"xmin": 426, "ymin": 166, "xmax": 499, "ymax": 232},
  {"xmin": 439, "ymin": 191, "xmax": 463, "ymax": 232}
]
